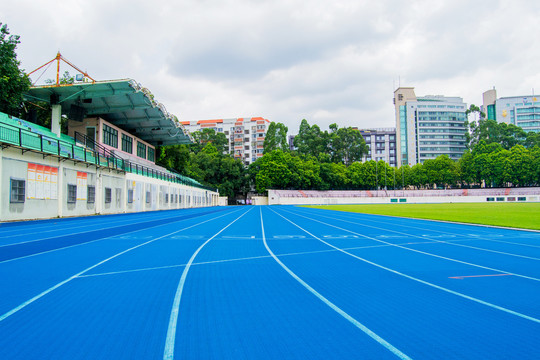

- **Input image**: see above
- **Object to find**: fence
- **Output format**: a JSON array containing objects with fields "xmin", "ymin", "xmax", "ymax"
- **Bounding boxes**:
[{"xmin": 0, "ymin": 121, "xmax": 215, "ymax": 192}]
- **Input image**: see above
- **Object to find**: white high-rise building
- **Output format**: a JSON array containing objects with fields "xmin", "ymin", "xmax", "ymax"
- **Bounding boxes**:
[
  {"xmin": 394, "ymin": 87, "xmax": 468, "ymax": 166},
  {"xmin": 482, "ymin": 88, "xmax": 540, "ymax": 133}
]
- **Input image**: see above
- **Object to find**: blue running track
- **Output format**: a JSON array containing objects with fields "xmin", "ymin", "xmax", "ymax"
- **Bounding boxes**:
[{"xmin": 0, "ymin": 205, "xmax": 539, "ymax": 359}]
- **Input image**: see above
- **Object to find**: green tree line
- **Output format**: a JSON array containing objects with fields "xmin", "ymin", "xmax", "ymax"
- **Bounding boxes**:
[
  {"xmin": 251, "ymin": 142, "xmax": 540, "ymax": 193},
  {"xmin": 249, "ymin": 116, "xmax": 540, "ymax": 193}
]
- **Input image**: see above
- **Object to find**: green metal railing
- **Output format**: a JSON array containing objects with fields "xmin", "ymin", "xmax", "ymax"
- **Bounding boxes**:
[{"xmin": 0, "ymin": 121, "xmax": 216, "ymax": 192}]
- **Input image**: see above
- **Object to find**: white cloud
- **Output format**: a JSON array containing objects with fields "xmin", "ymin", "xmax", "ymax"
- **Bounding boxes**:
[{"xmin": 2, "ymin": 0, "xmax": 540, "ymax": 134}]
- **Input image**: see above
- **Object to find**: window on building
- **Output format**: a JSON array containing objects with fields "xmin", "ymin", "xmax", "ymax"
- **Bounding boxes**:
[
  {"xmin": 121, "ymin": 134, "xmax": 133, "ymax": 153},
  {"xmin": 67, "ymin": 184, "xmax": 77, "ymax": 203},
  {"xmin": 105, "ymin": 187, "xmax": 112, "ymax": 203},
  {"xmin": 165, "ymin": 193, "xmax": 169, "ymax": 203},
  {"xmin": 146, "ymin": 191, "xmax": 151, "ymax": 203},
  {"xmin": 137, "ymin": 142, "xmax": 147, "ymax": 159},
  {"xmin": 148, "ymin": 147, "xmax": 155, "ymax": 162},
  {"xmin": 128, "ymin": 189, "xmax": 134, "ymax": 203},
  {"xmin": 10, "ymin": 179, "xmax": 25, "ymax": 203},
  {"xmin": 103, "ymin": 124, "xmax": 118, "ymax": 148},
  {"xmin": 87, "ymin": 186, "xmax": 96, "ymax": 203}
]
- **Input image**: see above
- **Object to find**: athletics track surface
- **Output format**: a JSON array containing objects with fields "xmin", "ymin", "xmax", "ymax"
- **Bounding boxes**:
[{"xmin": 0, "ymin": 205, "xmax": 539, "ymax": 359}]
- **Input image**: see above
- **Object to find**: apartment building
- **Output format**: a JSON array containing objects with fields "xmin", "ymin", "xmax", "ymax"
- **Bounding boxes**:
[
  {"xmin": 359, "ymin": 128, "xmax": 397, "ymax": 166},
  {"xmin": 181, "ymin": 117, "xmax": 270, "ymax": 165}
]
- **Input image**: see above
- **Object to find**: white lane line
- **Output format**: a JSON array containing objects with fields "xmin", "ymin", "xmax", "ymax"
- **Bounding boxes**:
[
  {"xmin": 271, "ymin": 207, "xmax": 540, "ymax": 324},
  {"xmin": 260, "ymin": 208, "xmax": 412, "ymax": 360},
  {"xmin": 0, "ymin": 208, "xmax": 218, "ymax": 246},
  {"xmin": 304, "ymin": 207, "xmax": 540, "ymax": 249},
  {"xmin": 80, "ymin": 241, "xmax": 442, "ymax": 278},
  {"xmin": 0, "ymin": 209, "xmax": 185, "ymax": 238},
  {"xmin": 0, "ymin": 208, "xmax": 242, "ymax": 323},
  {"xmin": 163, "ymin": 207, "xmax": 253, "ymax": 360},
  {"xmin": 282, "ymin": 208, "xmax": 540, "ymax": 282},
  {"xmin": 297, "ymin": 209, "xmax": 540, "ymax": 261},
  {"xmin": 0, "ymin": 208, "xmax": 237, "ymax": 265}
]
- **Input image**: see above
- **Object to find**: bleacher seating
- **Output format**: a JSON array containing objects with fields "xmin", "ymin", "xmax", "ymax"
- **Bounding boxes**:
[{"xmin": 272, "ymin": 188, "xmax": 540, "ymax": 199}]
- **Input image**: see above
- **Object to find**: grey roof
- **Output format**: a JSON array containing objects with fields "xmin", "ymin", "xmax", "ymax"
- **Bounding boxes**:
[{"xmin": 25, "ymin": 79, "xmax": 193, "ymax": 146}]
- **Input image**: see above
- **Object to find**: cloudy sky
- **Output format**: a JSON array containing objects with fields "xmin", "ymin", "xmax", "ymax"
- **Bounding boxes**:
[{"xmin": 2, "ymin": 0, "xmax": 540, "ymax": 133}]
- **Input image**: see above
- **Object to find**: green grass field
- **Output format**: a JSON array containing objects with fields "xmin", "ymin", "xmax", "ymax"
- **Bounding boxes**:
[{"xmin": 304, "ymin": 203, "xmax": 540, "ymax": 230}]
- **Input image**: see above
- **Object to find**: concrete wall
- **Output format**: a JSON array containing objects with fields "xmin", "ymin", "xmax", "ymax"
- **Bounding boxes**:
[
  {"xmin": 251, "ymin": 196, "xmax": 269, "ymax": 205},
  {"xmin": 0, "ymin": 146, "xmax": 221, "ymax": 222},
  {"xmin": 268, "ymin": 189, "xmax": 539, "ymax": 205}
]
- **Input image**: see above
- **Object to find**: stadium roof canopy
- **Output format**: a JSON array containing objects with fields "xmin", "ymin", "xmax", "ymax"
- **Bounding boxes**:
[{"xmin": 25, "ymin": 79, "xmax": 193, "ymax": 146}]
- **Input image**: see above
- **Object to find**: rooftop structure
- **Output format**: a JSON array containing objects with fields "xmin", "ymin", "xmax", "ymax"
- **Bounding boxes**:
[{"xmin": 25, "ymin": 79, "xmax": 192, "ymax": 146}]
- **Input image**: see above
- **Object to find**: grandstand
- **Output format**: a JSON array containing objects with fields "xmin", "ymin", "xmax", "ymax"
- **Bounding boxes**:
[
  {"xmin": 268, "ymin": 188, "xmax": 540, "ymax": 205},
  {"xmin": 0, "ymin": 79, "xmax": 222, "ymax": 222}
]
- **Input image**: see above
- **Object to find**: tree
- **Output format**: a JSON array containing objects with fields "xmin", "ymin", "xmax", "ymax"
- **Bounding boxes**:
[
  {"xmin": 465, "ymin": 104, "xmax": 485, "ymax": 121},
  {"xmin": 531, "ymin": 146, "xmax": 540, "ymax": 186},
  {"xmin": 396, "ymin": 165, "xmax": 412, "ymax": 189},
  {"xmin": 489, "ymin": 149, "xmax": 511, "ymax": 187},
  {"xmin": 293, "ymin": 119, "xmax": 328, "ymax": 157},
  {"xmin": 409, "ymin": 163, "xmax": 427, "ymax": 189},
  {"xmin": 186, "ymin": 143, "xmax": 249, "ymax": 200},
  {"xmin": 466, "ymin": 119, "xmax": 501, "ymax": 149},
  {"xmin": 263, "ymin": 122, "xmax": 289, "ymax": 153},
  {"xmin": 457, "ymin": 151, "xmax": 475, "ymax": 186},
  {"xmin": 508, "ymin": 145, "xmax": 534, "ymax": 187},
  {"xmin": 498, "ymin": 123, "xmax": 527, "ymax": 149},
  {"xmin": 320, "ymin": 162, "xmax": 348, "ymax": 190},
  {"xmin": 525, "ymin": 132, "xmax": 540, "ymax": 149},
  {"xmin": 156, "ymin": 145, "xmax": 191, "ymax": 174},
  {"xmin": 328, "ymin": 125, "xmax": 368, "ymax": 166},
  {"xmin": 288, "ymin": 155, "xmax": 321, "ymax": 190},
  {"xmin": 250, "ymin": 150, "xmax": 293, "ymax": 193},
  {"xmin": 191, "ymin": 128, "xmax": 228, "ymax": 154},
  {"xmin": 422, "ymin": 155, "xmax": 458, "ymax": 189},
  {"xmin": 347, "ymin": 161, "xmax": 375, "ymax": 189},
  {"xmin": 0, "ymin": 23, "xmax": 31, "ymax": 116}
]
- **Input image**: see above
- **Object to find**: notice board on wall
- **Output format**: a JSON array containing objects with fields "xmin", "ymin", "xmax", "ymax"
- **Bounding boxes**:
[
  {"xmin": 27, "ymin": 163, "xmax": 58, "ymax": 200},
  {"xmin": 76, "ymin": 171, "xmax": 88, "ymax": 200}
]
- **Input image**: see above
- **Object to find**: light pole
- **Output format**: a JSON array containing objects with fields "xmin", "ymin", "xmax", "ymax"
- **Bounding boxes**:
[
  {"xmin": 375, "ymin": 160, "xmax": 378, "ymax": 191},
  {"xmin": 402, "ymin": 165, "xmax": 404, "ymax": 189},
  {"xmin": 393, "ymin": 166, "xmax": 396, "ymax": 196},
  {"xmin": 384, "ymin": 163, "xmax": 387, "ymax": 190}
]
